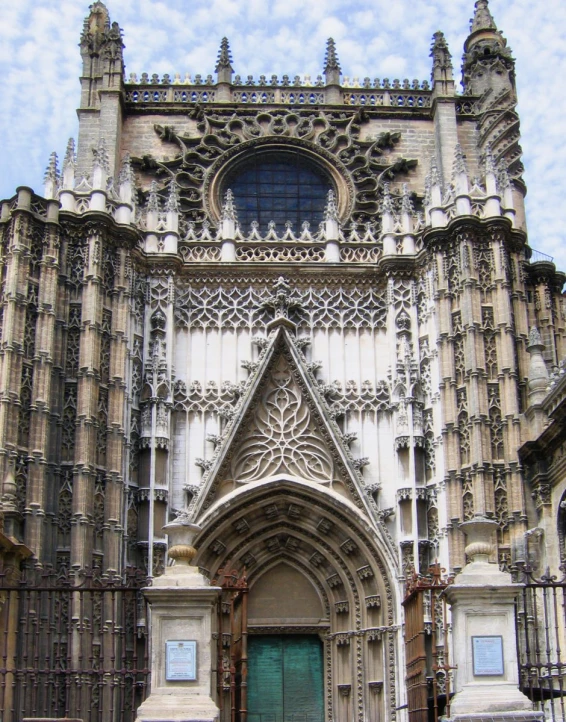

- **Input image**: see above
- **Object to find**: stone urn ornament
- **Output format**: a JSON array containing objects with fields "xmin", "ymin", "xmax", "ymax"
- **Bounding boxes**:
[
  {"xmin": 459, "ymin": 515, "xmax": 498, "ymax": 564},
  {"xmin": 158, "ymin": 512, "xmax": 209, "ymax": 586}
]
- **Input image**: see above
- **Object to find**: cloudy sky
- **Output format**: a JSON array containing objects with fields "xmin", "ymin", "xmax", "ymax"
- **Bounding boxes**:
[{"xmin": 1, "ymin": 0, "xmax": 565, "ymax": 269}]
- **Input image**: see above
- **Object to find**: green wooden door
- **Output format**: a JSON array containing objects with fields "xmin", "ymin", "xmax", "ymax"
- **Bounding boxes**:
[{"xmin": 247, "ymin": 635, "xmax": 324, "ymax": 722}]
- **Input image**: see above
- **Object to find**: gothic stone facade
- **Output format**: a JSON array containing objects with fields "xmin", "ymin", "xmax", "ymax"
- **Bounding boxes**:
[{"xmin": 0, "ymin": 1, "xmax": 565, "ymax": 720}]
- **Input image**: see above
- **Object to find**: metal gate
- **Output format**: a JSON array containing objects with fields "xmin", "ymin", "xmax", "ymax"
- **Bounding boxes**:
[
  {"xmin": 0, "ymin": 565, "xmax": 150, "ymax": 722},
  {"xmin": 403, "ymin": 564, "xmax": 452, "ymax": 722},
  {"xmin": 514, "ymin": 563, "xmax": 566, "ymax": 721}
]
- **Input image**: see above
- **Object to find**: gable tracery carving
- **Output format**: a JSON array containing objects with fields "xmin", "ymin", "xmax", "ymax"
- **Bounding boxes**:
[{"xmin": 231, "ymin": 354, "xmax": 335, "ymax": 483}]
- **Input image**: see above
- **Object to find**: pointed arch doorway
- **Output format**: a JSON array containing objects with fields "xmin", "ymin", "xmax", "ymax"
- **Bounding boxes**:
[
  {"xmin": 199, "ymin": 478, "xmax": 399, "ymax": 722},
  {"xmin": 246, "ymin": 562, "xmax": 326, "ymax": 722}
]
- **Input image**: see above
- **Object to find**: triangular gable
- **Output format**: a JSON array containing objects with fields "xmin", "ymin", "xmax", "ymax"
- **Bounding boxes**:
[{"xmin": 191, "ymin": 326, "xmax": 376, "ymax": 520}]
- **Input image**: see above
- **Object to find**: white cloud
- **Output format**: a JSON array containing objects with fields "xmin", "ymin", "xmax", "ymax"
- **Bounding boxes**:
[{"xmin": 0, "ymin": 0, "xmax": 565, "ymax": 270}]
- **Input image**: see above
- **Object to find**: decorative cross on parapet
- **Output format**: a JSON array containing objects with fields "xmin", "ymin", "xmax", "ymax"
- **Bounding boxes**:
[{"xmin": 260, "ymin": 276, "xmax": 303, "ymax": 332}]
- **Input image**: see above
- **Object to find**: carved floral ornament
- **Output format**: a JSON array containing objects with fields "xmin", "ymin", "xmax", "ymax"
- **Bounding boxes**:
[{"xmin": 134, "ymin": 107, "xmax": 418, "ymax": 227}]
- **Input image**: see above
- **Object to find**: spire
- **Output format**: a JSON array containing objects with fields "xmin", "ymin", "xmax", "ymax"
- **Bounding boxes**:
[
  {"xmin": 147, "ymin": 180, "xmax": 160, "ymax": 213},
  {"xmin": 401, "ymin": 183, "xmax": 413, "ymax": 214},
  {"xmin": 470, "ymin": 0, "xmax": 497, "ymax": 34},
  {"xmin": 430, "ymin": 156, "xmax": 442, "ymax": 190},
  {"xmin": 43, "ymin": 152, "xmax": 59, "ymax": 199}
]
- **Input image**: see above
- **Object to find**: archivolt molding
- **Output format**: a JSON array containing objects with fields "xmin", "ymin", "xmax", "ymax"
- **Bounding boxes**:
[{"xmin": 195, "ymin": 481, "xmax": 398, "ymax": 602}]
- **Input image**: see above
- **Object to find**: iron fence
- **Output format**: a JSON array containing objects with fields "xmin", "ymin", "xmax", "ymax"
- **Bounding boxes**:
[
  {"xmin": 0, "ymin": 566, "xmax": 150, "ymax": 722},
  {"xmin": 514, "ymin": 563, "xmax": 566, "ymax": 722}
]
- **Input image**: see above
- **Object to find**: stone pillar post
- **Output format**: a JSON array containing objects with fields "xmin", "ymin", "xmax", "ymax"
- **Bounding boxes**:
[
  {"xmin": 444, "ymin": 518, "xmax": 539, "ymax": 720},
  {"xmin": 136, "ymin": 520, "xmax": 221, "ymax": 722}
]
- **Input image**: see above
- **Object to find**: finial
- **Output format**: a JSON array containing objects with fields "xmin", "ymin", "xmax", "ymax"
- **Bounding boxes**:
[
  {"xmin": 401, "ymin": 183, "xmax": 413, "ymax": 214},
  {"xmin": 452, "ymin": 144, "xmax": 468, "ymax": 177},
  {"xmin": 423, "ymin": 171, "xmax": 432, "ymax": 207},
  {"xmin": 63, "ymin": 138, "xmax": 76, "ymax": 172},
  {"xmin": 93, "ymin": 137, "xmax": 110, "ymax": 175},
  {"xmin": 470, "ymin": 0, "xmax": 497, "ymax": 34},
  {"xmin": 44, "ymin": 151, "xmax": 59, "ymax": 184},
  {"xmin": 484, "ymin": 143, "xmax": 496, "ymax": 176},
  {"xmin": 221, "ymin": 188, "xmax": 238, "ymax": 222},
  {"xmin": 165, "ymin": 180, "xmax": 180, "ymax": 212},
  {"xmin": 498, "ymin": 163, "xmax": 511, "ymax": 191},
  {"xmin": 43, "ymin": 152, "xmax": 59, "ymax": 199},
  {"xmin": 323, "ymin": 38, "xmax": 341, "ymax": 74},
  {"xmin": 118, "ymin": 153, "xmax": 134, "ymax": 186},
  {"xmin": 215, "ymin": 37, "xmax": 234, "ymax": 72},
  {"xmin": 430, "ymin": 156, "xmax": 442, "ymax": 188},
  {"xmin": 324, "ymin": 189, "xmax": 338, "ymax": 222},
  {"xmin": 381, "ymin": 183, "xmax": 394, "ymax": 214},
  {"xmin": 528, "ymin": 326, "xmax": 543, "ymax": 348},
  {"xmin": 147, "ymin": 180, "xmax": 160, "ymax": 212}
]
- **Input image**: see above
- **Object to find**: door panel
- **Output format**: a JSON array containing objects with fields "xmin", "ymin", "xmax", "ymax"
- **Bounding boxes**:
[{"xmin": 247, "ymin": 635, "xmax": 324, "ymax": 722}]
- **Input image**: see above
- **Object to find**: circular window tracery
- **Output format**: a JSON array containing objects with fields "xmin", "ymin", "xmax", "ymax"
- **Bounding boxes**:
[{"xmin": 223, "ymin": 149, "xmax": 334, "ymax": 233}]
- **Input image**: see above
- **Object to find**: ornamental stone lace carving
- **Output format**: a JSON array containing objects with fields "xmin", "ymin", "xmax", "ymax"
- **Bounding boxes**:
[
  {"xmin": 174, "ymin": 281, "xmax": 387, "ymax": 331},
  {"xmin": 230, "ymin": 354, "xmax": 334, "ymax": 483}
]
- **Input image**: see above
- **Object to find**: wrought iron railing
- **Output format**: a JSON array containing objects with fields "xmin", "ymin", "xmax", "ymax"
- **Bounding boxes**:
[
  {"xmin": 514, "ymin": 563, "xmax": 566, "ymax": 722},
  {"xmin": 0, "ymin": 566, "xmax": 150, "ymax": 722}
]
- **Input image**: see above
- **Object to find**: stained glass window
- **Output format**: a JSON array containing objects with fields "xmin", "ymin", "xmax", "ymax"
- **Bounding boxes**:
[{"xmin": 224, "ymin": 151, "xmax": 333, "ymax": 233}]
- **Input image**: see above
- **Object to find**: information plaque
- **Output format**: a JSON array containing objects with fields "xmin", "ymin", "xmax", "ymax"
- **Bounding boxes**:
[
  {"xmin": 472, "ymin": 635, "xmax": 504, "ymax": 676},
  {"xmin": 165, "ymin": 640, "xmax": 197, "ymax": 681}
]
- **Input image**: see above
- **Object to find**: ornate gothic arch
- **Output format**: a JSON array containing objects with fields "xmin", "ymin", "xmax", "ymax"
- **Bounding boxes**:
[{"xmin": 194, "ymin": 476, "xmax": 400, "ymax": 721}]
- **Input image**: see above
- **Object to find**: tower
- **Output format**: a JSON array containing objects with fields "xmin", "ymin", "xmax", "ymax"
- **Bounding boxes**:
[{"xmin": 0, "ymin": 2, "xmax": 564, "ymax": 721}]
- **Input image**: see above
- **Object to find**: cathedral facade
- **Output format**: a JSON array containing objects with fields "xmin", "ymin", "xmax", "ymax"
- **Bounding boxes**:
[{"xmin": 1, "ymin": 2, "xmax": 565, "ymax": 721}]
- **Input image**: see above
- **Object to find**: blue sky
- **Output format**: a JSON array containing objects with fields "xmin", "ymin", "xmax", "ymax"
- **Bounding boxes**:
[{"xmin": 1, "ymin": 0, "xmax": 565, "ymax": 269}]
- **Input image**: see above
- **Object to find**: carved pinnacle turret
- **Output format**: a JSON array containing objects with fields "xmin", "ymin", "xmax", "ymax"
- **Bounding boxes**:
[
  {"xmin": 165, "ymin": 180, "xmax": 180, "ymax": 213},
  {"xmin": 147, "ymin": 180, "xmax": 160, "ymax": 213},
  {"xmin": 462, "ymin": 0, "xmax": 515, "ymax": 97},
  {"xmin": 221, "ymin": 189, "xmax": 238, "ymax": 223},
  {"xmin": 215, "ymin": 37, "xmax": 234, "ymax": 84},
  {"xmin": 324, "ymin": 38, "xmax": 341, "ymax": 86},
  {"xmin": 430, "ymin": 31, "xmax": 454, "ymax": 95}
]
